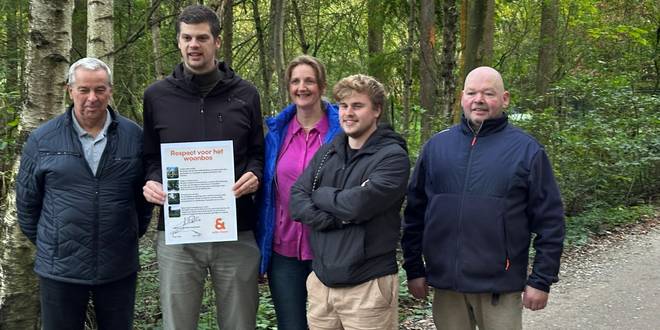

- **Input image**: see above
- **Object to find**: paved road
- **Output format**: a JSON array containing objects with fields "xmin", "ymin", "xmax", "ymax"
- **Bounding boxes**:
[{"xmin": 524, "ymin": 224, "xmax": 660, "ymax": 329}]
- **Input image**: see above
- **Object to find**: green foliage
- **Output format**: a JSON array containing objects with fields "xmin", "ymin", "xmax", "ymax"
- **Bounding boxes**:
[
  {"xmin": 564, "ymin": 204, "xmax": 656, "ymax": 246},
  {"xmin": 515, "ymin": 75, "xmax": 660, "ymax": 215}
]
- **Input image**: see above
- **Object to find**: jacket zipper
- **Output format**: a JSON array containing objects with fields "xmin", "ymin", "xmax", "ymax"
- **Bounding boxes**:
[
  {"xmin": 463, "ymin": 122, "xmax": 511, "ymax": 272},
  {"xmin": 199, "ymin": 98, "xmax": 206, "ymax": 139},
  {"xmin": 454, "ymin": 122, "xmax": 482, "ymax": 288}
]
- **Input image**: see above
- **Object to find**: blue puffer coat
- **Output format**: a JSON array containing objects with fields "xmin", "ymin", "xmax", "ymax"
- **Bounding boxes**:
[
  {"xmin": 255, "ymin": 101, "xmax": 340, "ymax": 274},
  {"xmin": 402, "ymin": 114, "xmax": 565, "ymax": 293},
  {"xmin": 16, "ymin": 106, "xmax": 152, "ymax": 285}
]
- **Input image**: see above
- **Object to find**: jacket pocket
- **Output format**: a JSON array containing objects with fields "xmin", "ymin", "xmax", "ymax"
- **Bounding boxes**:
[
  {"xmin": 314, "ymin": 225, "xmax": 366, "ymax": 283},
  {"xmin": 458, "ymin": 194, "xmax": 508, "ymax": 281},
  {"xmin": 423, "ymin": 193, "xmax": 462, "ymax": 285}
]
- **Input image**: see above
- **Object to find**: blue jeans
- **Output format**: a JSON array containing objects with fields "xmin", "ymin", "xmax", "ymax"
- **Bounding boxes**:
[
  {"xmin": 39, "ymin": 272, "xmax": 137, "ymax": 330},
  {"xmin": 268, "ymin": 252, "xmax": 313, "ymax": 330}
]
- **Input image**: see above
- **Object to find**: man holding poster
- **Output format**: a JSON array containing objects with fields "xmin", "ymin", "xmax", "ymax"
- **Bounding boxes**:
[{"xmin": 141, "ymin": 5, "xmax": 264, "ymax": 330}]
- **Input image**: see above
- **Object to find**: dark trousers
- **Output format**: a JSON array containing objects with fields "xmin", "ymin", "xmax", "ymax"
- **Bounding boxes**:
[
  {"xmin": 268, "ymin": 252, "xmax": 313, "ymax": 330},
  {"xmin": 39, "ymin": 272, "xmax": 137, "ymax": 330}
]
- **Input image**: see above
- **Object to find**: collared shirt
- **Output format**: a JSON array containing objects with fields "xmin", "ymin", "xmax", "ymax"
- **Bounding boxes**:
[
  {"xmin": 273, "ymin": 114, "xmax": 329, "ymax": 260},
  {"xmin": 72, "ymin": 109, "xmax": 112, "ymax": 175}
]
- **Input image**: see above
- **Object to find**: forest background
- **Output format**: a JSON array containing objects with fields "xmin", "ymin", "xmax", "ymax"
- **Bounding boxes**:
[{"xmin": 0, "ymin": 0, "xmax": 658, "ymax": 328}]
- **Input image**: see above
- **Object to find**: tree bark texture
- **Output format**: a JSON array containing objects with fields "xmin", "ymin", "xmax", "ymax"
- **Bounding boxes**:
[
  {"xmin": 291, "ymin": 0, "xmax": 309, "ymax": 54},
  {"xmin": 419, "ymin": 0, "xmax": 437, "ymax": 142},
  {"xmin": 367, "ymin": 0, "xmax": 389, "ymax": 123},
  {"xmin": 87, "ymin": 0, "xmax": 114, "ymax": 70},
  {"xmin": 463, "ymin": 0, "xmax": 494, "ymax": 76},
  {"xmin": 402, "ymin": 0, "xmax": 415, "ymax": 138},
  {"xmin": 252, "ymin": 0, "xmax": 273, "ymax": 116},
  {"xmin": 0, "ymin": 1, "xmax": 73, "ymax": 329},
  {"xmin": 270, "ymin": 0, "xmax": 287, "ymax": 108},
  {"xmin": 536, "ymin": 0, "xmax": 559, "ymax": 104},
  {"xmin": 150, "ymin": 0, "xmax": 164, "ymax": 80},
  {"xmin": 440, "ymin": 0, "xmax": 458, "ymax": 122},
  {"xmin": 221, "ymin": 0, "xmax": 234, "ymax": 67}
]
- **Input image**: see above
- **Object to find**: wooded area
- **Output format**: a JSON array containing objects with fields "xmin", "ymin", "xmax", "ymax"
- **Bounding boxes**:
[{"xmin": 0, "ymin": 0, "xmax": 658, "ymax": 328}]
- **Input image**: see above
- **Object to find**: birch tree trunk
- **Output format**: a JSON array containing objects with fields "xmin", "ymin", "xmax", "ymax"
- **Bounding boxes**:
[
  {"xmin": 87, "ymin": 0, "xmax": 114, "ymax": 70},
  {"xmin": 0, "ymin": 1, "xmax": 73, "ymax": 328},
  {"xmin": 270, "ymin": 0, "xmax": 287, "ymax": 108},
  {"xmin": 419, "ymin": 0, "xmax": 438, "ymax": 142}
]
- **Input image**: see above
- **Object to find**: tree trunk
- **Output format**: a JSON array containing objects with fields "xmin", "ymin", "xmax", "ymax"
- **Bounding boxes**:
[
  {"xmin": 220, "ymin": 0, "xmax": 234, "ymax": 67},
  {"xmin": 0, "ymin": 1, "xmax": 73, "ymax": 329},
  {"xmin": 270, "ymin": 0, "xmax": 287, "ymax": 108},
  {"xmin": 536, "ymin": 0, "xmax": 559, "ymax": 106},
  {"xmin": 440, "ymin": 0, "xmax": 458, "ymax": 122},
  {"xmin": 252, "ymin": 0, "xmax": 273, "ymax": 116},
  {"xmin": 367, "ymin": 0, "xmax": 389, "ymax": 123},
  {"xmin": 419, "ymin": 0, "xmax": 437, "ymax": 142},
  {"xmin": 454, "ymin": 0, "xmax": 494, "ymax": 123},
  {"xmin": 4, "ymin": 0, "xmax": 20, "ymax": 94},
  {"xmin": 402, "ymin": 0, "xmax": 415, "ymax": 138},
  {"xmin": 150, "ymin": 0, "xmax": 164, "ymax": 80},
  {"xmin": 291, "ymin": 0, "xmax": 309, "ymax": 54},
  {"xmin": 87, "ymin": 0, "xmax": 114, "ymax": 70},
  {"xmin": 463, "ymin": 0, "xmax": 494, "ymax": 75}
]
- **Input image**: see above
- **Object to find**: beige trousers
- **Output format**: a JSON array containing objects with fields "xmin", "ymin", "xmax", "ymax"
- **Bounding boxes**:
[
  {"xmin": 306, "ymin": 272, "xmax": 398, "ymax": 330},
  {"xmin": 432, "ymin": 289, "xmax": 522, "ymax": 330}
]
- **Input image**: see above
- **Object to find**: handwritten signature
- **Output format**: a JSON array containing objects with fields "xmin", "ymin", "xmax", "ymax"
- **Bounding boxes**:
[{"xmin": 182, "ymin": 215, "xmax": 202, "ymax": 226}]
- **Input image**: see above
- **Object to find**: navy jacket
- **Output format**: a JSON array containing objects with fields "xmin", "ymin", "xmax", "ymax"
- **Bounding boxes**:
[
  {"xmin": 16, "ymin": 107, "xmax": 152, "ymax": 285},
  {"xmin": 255, "ymin": 101, "xmax": 340, "ymax": 274},
  {"xmin": 290, "ymin": 125, "xmax": 410, "ymax": 287},
  {"xmin": 402, "ymin": 114, "xmax": 565, "ymax": 293}
]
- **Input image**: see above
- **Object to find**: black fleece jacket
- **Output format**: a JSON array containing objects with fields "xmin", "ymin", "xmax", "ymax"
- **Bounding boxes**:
[
  {"xmin": 290, "ymin": 124, "xmax": 410, "ymax": 287},
  {"xmin": 143, "ymin": 62, "xmax": 264, "ymax": 231}
]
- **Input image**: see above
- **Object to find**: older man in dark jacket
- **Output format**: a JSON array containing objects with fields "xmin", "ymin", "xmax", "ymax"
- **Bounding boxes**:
[
  {"xmin": 402, "ymin": 66, "xmax": 565, "ymax": 330},
  {"xmin": 16, "ymin": 57, "xmax": 152, "ymax": 330},
  {"xmin": 290, "ymin": 74, "xmax": 409, "ymax": 330}
]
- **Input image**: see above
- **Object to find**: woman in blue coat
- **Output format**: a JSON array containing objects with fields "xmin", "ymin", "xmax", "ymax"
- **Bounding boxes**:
[{"xmin": 256, "ymin": 55, "xmax": 340, "ymax": 329}]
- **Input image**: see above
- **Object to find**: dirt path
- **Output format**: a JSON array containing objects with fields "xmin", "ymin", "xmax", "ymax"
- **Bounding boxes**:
[
  {"xmin": 402, "ymin": 220, "xmax": 660, "ymax": 329},
  {"xmin": 524, "ymin": 221, "xmax": 660, "ymax": 329}
]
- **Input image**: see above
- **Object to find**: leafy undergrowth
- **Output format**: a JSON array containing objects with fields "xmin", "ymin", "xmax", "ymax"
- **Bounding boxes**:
[{"xmin": 133, "ymin": 204, "xmax": 657, "ymax": 329}]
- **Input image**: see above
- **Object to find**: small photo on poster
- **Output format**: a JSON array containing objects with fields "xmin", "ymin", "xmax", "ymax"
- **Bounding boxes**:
[
  {"xmin": 168, "ymin": 205, "xmax": 181, "ymax": 218},
  {"xmin": 167, "ymin": 192, "xmax": 180, "ymax": 205},
  {"xmin": 167, "ymin": 180, "xmax": 179, "ymax": 191},
  {"xmin": 166, "ymin": 166, "xmax": 179, "ymax": 179}
]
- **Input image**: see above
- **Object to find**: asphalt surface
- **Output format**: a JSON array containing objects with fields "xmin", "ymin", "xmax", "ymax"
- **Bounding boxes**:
[{"xmin": 523, "ymin": 223, "xmax": 660, "ymax": 329}]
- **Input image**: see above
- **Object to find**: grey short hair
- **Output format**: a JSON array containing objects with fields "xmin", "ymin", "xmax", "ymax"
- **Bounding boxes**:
[{"xmin": 67, "ymin": 57, "xmax": 112, "ymax": 86}]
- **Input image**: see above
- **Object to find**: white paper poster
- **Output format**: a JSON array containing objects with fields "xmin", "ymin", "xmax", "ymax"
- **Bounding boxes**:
[{"xmin": 160, "ymin": 141, "xmax": 237, "ymax": 244}]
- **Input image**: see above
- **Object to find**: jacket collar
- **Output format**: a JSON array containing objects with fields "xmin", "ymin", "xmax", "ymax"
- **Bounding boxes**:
[
  {"xmin": 65, "ymin": 104, "xmax": 119, "ymax": 132},
  {"xmin": 460, "ymin": 112, "xmax": 508, "ymax": 137}
]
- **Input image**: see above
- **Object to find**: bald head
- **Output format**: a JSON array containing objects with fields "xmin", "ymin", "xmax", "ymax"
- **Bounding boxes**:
[
  {"xmin": 461, "ymin": 66, "xmax": 509, "ymax": 127},
  {"xmin": 464, "ymin": 66, "xmax": 506, "ymax": 93}
]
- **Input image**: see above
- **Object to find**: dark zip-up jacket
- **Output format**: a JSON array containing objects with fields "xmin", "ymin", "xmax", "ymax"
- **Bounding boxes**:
[
  {"xmin": 290, "ymin": 125, "xmax": 410, "ymax": 287},
  {"xmin": 143, "ymin": 62, "xmax": 264, "ymax": 231},
  {"xmin": 16, "ymin": 106, "xmax": 152, "ymax": 284},
  {"xmin": 402, "ymin": 114, "xmax": 565, "ymax": 293}
]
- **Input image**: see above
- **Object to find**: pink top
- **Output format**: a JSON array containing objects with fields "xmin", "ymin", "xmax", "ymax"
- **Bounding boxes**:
[{"xmin": 273, "ymin": 114, "xmax": 329, "ymax": 260}]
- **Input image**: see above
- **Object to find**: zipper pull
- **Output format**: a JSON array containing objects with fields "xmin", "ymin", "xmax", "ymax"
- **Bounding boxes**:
[
  {"xmin": 505, "ymin": 258, "xmax": 510, "ymax": 271},
  {"xmin": 471, "ymin": 136, "xmax": 477, "ymax": 146}
]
